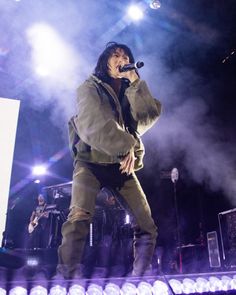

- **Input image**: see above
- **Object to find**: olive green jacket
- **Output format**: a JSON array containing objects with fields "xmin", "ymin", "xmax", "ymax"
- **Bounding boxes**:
[{"xmin": 69, "ymin": 75, "xmax": 162, "ymax": 170}]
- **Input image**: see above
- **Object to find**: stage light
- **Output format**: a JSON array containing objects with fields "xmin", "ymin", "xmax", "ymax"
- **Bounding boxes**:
[
  {"xmin": 221, "ymin": 276, "xmax": 231, "ymax": 291},
  {"xmin": 125, "ymin": 214, "xmax": 130, "ymax": 224},
  {"xmin": 104, "ymin": 283, "xmax": 120, "ymax": 295},
  {"xmin": 209, "ymin": 276, "xmax": 223, "ymax": 292},
  {"xmin": 231, "ymin": 276, "xmax": 236, "ymax": 289},
  {"xmin": 34, "ymin": 179, "xmax": 41, "ymax": 184},
  {"xmin": 26, "ymin": 257, "xmax": 39, "ymax": 267},
  {"xmin": 86, "ymin": 284, "xmax": 103, "ymax": 295},
  {"xmin": 26, "ymin": 23, "xmax": 79, "ymax": 83},
  {"xmin": 127, "ymin": 4, "xmax": 144, "ymax": 21},
  {"xmin": 32, "ymin": 165, "xmax": 47, "ymax": 175},
  {"xmin": 121, "ymin": 282, "xmax": 137, "ymax": 295},
  {"xmin": 153, "ymin": 280, "xmax": 169, "ymax": 295},
  {"xmin": 137, "ymin": 282, "xmax": 152, "ymax": 295},
  {"xmin": 30, "ymin": 286, "xmax": 47, "ymax": 295},
  {"xmin": 182, "ymin": 278, "xmax": 196, "ymax": 293},
  {"xmin": 168, "ymin": 279, "xmax": 182, "ymax": 294},
  {"xmin": 9, "ymin": 287, "xmax": 27, "ymax": 295},
  {"xmin": 0, "ymin": 288, "xmax": 6, "ymax": 295},
  {"xmin": 68, "ymin": 285, "xmax": 85, "ymax": 295},
  {"xmin": 195, "ymin": 277, "xmax": 210, "ymax": 293},
  {"xmin": 27, "ymin": 23, "xmax": 63, "ymax": 78},
  {"xmin": 150, "ymin": 0, "xmax": 161, "ymax": 9},
  {"xmin": 49, "ymin": 285, "xmax": 67, "ymax": 295}
]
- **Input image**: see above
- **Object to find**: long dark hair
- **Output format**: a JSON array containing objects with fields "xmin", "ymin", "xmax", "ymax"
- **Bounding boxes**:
[{"xmin": 94, "ymin": 42, "xmax": 136, "ymax": 84}]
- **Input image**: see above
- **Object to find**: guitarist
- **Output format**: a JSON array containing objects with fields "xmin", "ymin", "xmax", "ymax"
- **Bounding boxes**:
[{"xmin": 28, "ymin": 194, "xmax": 49, "ymax": 249}]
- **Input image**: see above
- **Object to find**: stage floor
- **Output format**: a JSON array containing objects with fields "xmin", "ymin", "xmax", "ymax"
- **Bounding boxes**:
[
  {"xmin": 1, "ymin": 268, "xmax": 236, "ymax": 295},
  {"xmin": 1, "ymin": 247, "xmax": 236, "ymax": 294}
]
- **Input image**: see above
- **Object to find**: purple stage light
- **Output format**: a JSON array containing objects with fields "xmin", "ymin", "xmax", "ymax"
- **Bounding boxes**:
[
  {"xmin": 195, "ymin": 277, "xmax": 210, "ymax": 293},
  {"xmin": 153, "ymin": 280, "xmax": 169, "ymax": 295},
  {"xmin": 9, "ymin": 287, "xmax": 27, "ymax": 295},
  {"xmin": 32, "ymin": 165, "xmax": 47, "ymax": 175},
  {"xmin": 30, "ymin": 286, "xmax": 47, "ymax": 295},
  {"xmin": 86, "ymin": 284, "xmax": 103, "ymax": 295},
  {"xmin": 168, "ymin": 279, "xmax": 182, "ymax": 294},
  {"xmin": 209, "ymin": 276, "xmax": 223, "ymax": 292},
  {"xmin": 68, "ymin": 285, "xmax": 85, "ymax": 295},
  {"xmin": 137, "ymin": 281, "xmax": 153, "ymax": 294},
  {"xmin": 149, "ymin": 0, "xmax": 161, "ymax": 9},
  {"xmin": 182, "ymin": 278, "xmax": 196, "ymax": 293},
  {"xmin": 221, "ymin": 276, "xmax": 232, "ymax": 291},
  {"xmin": 231, "ymin": 276, "xmax": 236, "ymax": 289},
  {"xmin": 26, "ymin": 257, "xmax": 39, "ymax": 267},
  {"xmin": 127, "ymin": 4, "xmax": 144, "ymax": 21},
  {"xmin": 121, "ymin": 282, "xmax": 137, "ymax": 295},
  {"xmin": 49, "ymin": 285, "xmax": 66, "ymax": 295},
  {"xmin": 103, "ymin": 283, "xmax": 120, "ymax": 295}
]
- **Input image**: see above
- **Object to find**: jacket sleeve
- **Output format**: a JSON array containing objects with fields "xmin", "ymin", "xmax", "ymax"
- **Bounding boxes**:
[
  {"xmin": 125, "ymin": 79, "xmax": 162, "ymax": 135},
  {"xmin": 74, "ymin": 81, "xmax": 136, "ymax": 157}
]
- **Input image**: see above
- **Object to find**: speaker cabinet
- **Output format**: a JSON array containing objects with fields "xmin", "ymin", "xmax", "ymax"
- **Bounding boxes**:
[
  {"xmin": 207, "ymin": 231, "xmax": 221, "ymax": 268},
  {"xmin": 218, "ymin": 208, "xmax": 236, "ymax": 268}
]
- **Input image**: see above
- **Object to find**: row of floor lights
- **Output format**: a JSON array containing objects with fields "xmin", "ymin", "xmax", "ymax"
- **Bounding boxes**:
[
  {"xmin": 1, "ymin": 281, "xmax": 169, "ymax": 295},
  {"xmin": 3, "ymin": 275, "xmax": 236, "ymax": 295},
  {"xmin": 169, "ymin": 275, "xmax": 236, "ymax": 294}
]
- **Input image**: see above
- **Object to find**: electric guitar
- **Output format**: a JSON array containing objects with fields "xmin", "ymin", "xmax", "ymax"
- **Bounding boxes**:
[{"xmin": 28, "ymin": 204, "xmax": 47, "ymax": 234}]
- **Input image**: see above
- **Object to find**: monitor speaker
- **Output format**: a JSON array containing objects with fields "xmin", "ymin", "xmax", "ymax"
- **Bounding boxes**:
[{"xmin": 207, "ymin": 231, "xmax": 221, "ymax": 268}]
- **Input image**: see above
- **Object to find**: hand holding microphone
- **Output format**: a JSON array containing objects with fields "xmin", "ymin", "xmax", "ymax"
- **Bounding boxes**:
[
  {"xmin": 119, "ymin": 61, "xmax": 144, "ymax": 72},
  {"xmin": 118, "ymin": 61, "xmax": 144, "ymax": 83}
]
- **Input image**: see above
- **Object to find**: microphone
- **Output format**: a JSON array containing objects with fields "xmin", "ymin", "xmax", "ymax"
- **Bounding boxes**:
[{"xmin": 119, "ymin": 61, "xmax": 144, "ymax": 72}]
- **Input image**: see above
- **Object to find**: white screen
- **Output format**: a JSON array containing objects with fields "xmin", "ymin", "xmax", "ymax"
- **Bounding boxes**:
[{"xmin": 0, "ymin": 98, "xmax": 20, "ymax": 245}]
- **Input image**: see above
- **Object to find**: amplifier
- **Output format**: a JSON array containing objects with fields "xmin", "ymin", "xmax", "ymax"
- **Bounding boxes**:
[
  {"xmin": 207, "ymin": 231, "xmax": 221, "ymax": 268},
  {"xmin": 218, "ymin": 208, "xmax": 236, "ymax": 267}
]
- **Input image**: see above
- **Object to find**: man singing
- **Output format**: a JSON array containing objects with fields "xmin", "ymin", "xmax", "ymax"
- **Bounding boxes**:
[{"xmin": 57, "ymin": 42, "xmax": 162, "ymax": 279}]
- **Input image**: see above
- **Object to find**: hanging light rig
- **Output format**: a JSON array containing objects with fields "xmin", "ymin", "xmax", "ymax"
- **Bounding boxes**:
[{"xmin": 150, "ymin": 0, "xmax": 161, "ymax": 10}]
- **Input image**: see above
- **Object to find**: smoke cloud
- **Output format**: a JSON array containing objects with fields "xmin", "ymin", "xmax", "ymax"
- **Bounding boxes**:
[{"xmin": 142, "ymin": 58, "xmax": 236, "ymax": 203}]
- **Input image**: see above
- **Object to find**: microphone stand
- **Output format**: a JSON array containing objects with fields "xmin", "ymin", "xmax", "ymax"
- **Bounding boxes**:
[{"xmin": 171, "ymin": 168, "xmax": 182, "ymax": 273}]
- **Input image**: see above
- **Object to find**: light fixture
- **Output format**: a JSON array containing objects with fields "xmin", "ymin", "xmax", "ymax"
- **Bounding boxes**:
[
  {"xmin": 30, "ymin": 286, "xmax": 47, "ymax": 295},
  {"xmin": 49, "ymin": 286, "xmax": 67, "ymax": 295},
  {"xmin": 9, "ymin": 287, "xmax": 27, "ymax": 295},
  {"xmin": 137, "ymin": 282, "xmax": 153, "ymax": 295},
  {"xmin": 121, "ymin": 282, "xmax": 137, "ymax": 295},
  {"xmin": 32, "ymin": 165, "xmax": 47, "ymax": 175},
  {"xmin": 87, "ymin": 284, "xmax": 103, "ymax": 295},
  {"xmin": 168, "ymin": 279, "xmax": 183, "ymax": 294},
  {"xmin": 68, "ymin": 285, "xmax": 85, "ymax": 295},
  {"xmin": 104, "ymin": 283, "xmax": 120, "ymax": 295},
  {"xmin": 127, "ymin": 4, "xmax": 144, "ymax": 21},
  {"xmin": 182, "ymin": 278, "xmax": 196, "ymax": 294},
  {"xmin": 26, "ymin": 257, "xmax": 39, "ymax": 267},
  {"xmin": 153, "ymin": 280, "xmax": 169, "ymax": 295},
  {"xmin": 150, "ymin": 0, "xmax": 161, "ymax": 9}
]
